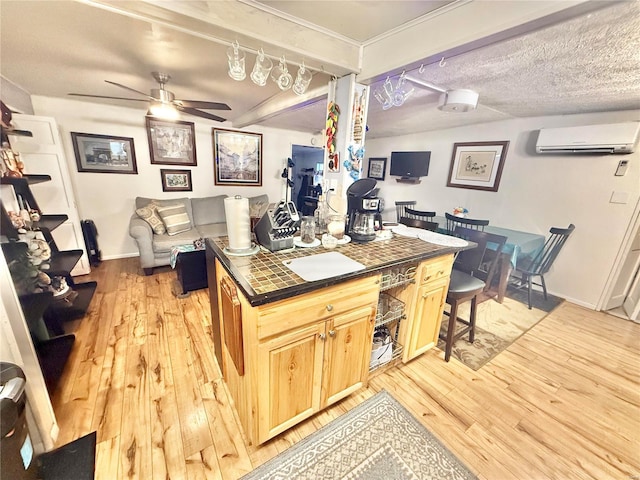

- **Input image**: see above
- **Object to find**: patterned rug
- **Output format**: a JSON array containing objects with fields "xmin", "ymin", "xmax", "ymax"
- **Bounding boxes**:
[
  {"xmin": 437, "ymin": 285, "xmax": 564, "ymax": 370},
  {"xmin": 241, "ymin": 390, "xmax": 477, "ymax": 480}
]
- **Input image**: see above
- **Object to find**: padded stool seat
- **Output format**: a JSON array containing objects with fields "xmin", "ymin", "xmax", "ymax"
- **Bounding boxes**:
[{"xmin": 441, "ymin": 269, "xmax": 486, "ymax": 362}]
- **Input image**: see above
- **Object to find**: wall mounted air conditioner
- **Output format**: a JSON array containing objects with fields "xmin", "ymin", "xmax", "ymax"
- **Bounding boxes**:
[{"xmin": 536, "ymin": 122, "xmax": 640, "ymax": 154}]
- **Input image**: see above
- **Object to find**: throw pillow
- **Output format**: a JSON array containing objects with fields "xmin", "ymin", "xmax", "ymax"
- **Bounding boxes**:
[
  {"xmin": 156, "ymin": 204, "xmax": 192, "ymax": 236},
  {"xmin": 136, "ymin": 202, "xmax": 166, "ymax": 235}
]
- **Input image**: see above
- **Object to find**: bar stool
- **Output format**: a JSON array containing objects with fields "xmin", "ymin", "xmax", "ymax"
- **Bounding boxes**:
[{"xmin": 440, "ymin": 227, "xmax": 507, "ymax": 362}]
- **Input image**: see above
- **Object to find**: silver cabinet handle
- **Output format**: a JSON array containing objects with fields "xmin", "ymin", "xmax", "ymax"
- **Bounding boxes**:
[
  {"xmin": 328, "ymin": 329, "xmax": 336, "ymax": 337},
  {"xmin": 319, "ymin": 333, "xmax": 326, "ymax": 341},
  {"xmin": 326, "ymin": 304, "xmax": 333, "ymax": 312}
]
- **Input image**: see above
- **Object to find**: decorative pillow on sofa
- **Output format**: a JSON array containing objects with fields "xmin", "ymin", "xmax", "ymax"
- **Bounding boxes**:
[
  {"xmin": 136, "ymin": 202, "xmax": 166, "ymax": 235},
  {"xmin": 156, "ymin": 204, "xmax": 193, "ymax": 236}
]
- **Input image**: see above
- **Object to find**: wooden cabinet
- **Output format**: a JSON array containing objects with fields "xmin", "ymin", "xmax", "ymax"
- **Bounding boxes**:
[
  {"xmin": 398, "ymin": 254, "xmax": 454, "ymax": 363},
  {"xmin": 215, "ymin": 259, "xmax": 379, "ymax": 445}
]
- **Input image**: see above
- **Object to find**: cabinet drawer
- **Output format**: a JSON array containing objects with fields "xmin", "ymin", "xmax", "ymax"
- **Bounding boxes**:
[
  {"xmin": 419, "ymin": 254, "xmax": 454, "ymax": 284},
  {"xmin": 257, "ymin": 274, "xmax": 380, "ymax": 340}
]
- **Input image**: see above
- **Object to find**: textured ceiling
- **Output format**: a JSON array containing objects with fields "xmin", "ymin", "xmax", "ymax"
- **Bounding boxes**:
[{"xmin": 0, "ymin": 1, "xmax": 638, "ymax": 139}]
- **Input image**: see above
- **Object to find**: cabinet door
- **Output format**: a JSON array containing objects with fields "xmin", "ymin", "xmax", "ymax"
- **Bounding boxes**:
[
  {"xmin": 323, "ymin": 305, "xmax": 375, "ymax": 407},
  {"xmin": 404, "ymin": 277, "xmax": 449, "ymax": 361},
  {"xmin": 257, "ymin": 322, "xmax": 325, "ymax": 443}
]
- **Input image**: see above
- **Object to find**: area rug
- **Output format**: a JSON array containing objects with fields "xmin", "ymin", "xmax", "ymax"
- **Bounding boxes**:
[
  {"xmin": 437, "ymin": 285, "xmax": 564, "ymax": 370},
  {"xmin": 241, "ymin": 390, "xmax": 477, "ymax": 480}
]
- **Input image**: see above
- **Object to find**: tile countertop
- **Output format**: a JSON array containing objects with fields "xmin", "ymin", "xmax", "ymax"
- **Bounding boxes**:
[{"xmin": 207, "ymin": 233, "xmax": 467, "ymax": 307}]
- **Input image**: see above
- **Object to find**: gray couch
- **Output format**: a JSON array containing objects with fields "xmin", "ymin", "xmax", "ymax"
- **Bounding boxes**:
[{"xmin": 129, "ymin": 194, "xmax": 268, "ymax": 274}]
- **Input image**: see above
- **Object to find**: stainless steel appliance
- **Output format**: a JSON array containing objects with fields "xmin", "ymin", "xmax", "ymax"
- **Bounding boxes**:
[
  {"xmin": 346, "ymin": 179, "xmax": 383, "ymax": 242},
  {"xmin": 254, "ymin": 201, "xmax": 300, "ymax": 251}
]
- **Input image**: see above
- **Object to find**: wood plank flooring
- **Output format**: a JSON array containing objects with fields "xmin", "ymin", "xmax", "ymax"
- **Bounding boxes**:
[{"xmin": 52, "ymin": 258, "xmax": 640, "ymax": 479}]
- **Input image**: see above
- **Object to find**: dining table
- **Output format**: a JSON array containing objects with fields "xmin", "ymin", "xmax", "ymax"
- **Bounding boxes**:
[{"xmin": 432, "ymin": 216, "xmax": 546, "ymax": 303}]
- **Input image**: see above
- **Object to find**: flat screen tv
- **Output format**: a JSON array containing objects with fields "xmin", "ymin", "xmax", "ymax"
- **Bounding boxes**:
[{"xmin": 390, "ymin": 151, "xmax": 431, "ymax": 178}]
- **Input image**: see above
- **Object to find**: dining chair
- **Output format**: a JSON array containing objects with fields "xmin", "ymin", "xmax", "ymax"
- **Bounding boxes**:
[
  {"xmin": 404, "ymin": 208, "xmax": 436, "ymax": 222},
  {"xmin": 444, "ymin": 212, "xmax": 490, "ymax": 234},
  {"xmin": 399, "ymin": 217, "xmax": 438, "ymax": 231},
  {"xmin": 513, "ymin": 224, "xmax": 575, "ymax": 309},
  {"xmin": 395, "ymin": 201, "xmax": 416, "ymax": 222},
  {"xmin": 440, "ymin": 227, "xmax": 507, "ymax": 362}
]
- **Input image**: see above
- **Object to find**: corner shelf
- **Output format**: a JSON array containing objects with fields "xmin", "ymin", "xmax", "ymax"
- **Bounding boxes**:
[{"xmin": 1, "ymin": 162, "xmax": 95, "ymax": 394}]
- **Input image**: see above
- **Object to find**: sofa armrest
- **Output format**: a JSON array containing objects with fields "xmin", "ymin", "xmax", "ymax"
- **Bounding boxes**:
[{"xmin": 129, "ymin": 214, "xmax": 155, "ymax": 268}]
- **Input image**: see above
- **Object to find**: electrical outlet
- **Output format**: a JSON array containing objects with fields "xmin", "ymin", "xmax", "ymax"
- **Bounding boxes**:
[{"xmin": 615, "ymin": 160, "xmax": 629, "ymax": 176}]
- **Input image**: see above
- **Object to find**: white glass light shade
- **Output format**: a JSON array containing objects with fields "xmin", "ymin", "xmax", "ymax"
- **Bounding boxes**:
[
  {"xmin": 438, "ymin": 89, "xmax": 479, "ymax": 112},
  {"xmin": 148, "ymin": 101, "xmax": 179, "ymax": 120}
]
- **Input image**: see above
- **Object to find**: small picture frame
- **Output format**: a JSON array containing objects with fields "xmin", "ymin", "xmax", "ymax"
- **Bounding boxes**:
[
  {"xmin": 160, "ymin": 169, "xmax": 192, "ymax": 192},
  {"xmin": 367, "ymin": 157, "xmax": 387, "ymax": 181},
  {"xmin": 213, "ymin": 128, "xmax": 262, "ymax": 186},
  {"xmin": 71, "ymin": 132, "xmax": 137, "ymax": 174},
  {"xmin": 447, "ymin": 141, "xmax": 509, "ymax": 192},
  {"xmin": 146, "ymin": 117, "xmax": 197, "ymax": 166}
]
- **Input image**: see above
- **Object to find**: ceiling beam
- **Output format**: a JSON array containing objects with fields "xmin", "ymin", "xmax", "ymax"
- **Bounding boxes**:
[
  {"xmin": 86, "ymin": 0, "xmax": 360, "ymax": 77},
  {"xmin": 233, "ymin": 84, "xmax": 328, "ymax": 128}
]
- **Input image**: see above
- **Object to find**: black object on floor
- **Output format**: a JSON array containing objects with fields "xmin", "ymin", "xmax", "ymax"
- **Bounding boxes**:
[
  {"xmin": 81, "ymin": 219, "xmax": 102, "ymax": 266},
  {"xmin": 37, "ymin": 431, "xmax": 97, "ymax": 480},
  {"xmin": 175, "ymin": 249, "xmax": 208, "ymax": 295}
]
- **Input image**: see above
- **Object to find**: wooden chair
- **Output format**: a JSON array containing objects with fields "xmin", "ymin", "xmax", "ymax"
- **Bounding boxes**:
[
  {"xmin": 514, "ymin": 224, "xmax": 575, "ymax": 309},
  {"xmin": 440, "ymin": 227, "xmax": 507, "ymax": 362},
  {"xmin": 399, "ymin": 217, "xmax": 438, "ymax": 231},
  {"xmin": 445, "ymin": 212, "xmax": 489, "ymax": 234},
  {"xmin": 404, "ymin": 208, "xmax": 436, "ymax": 222},
  {"xmin": 395, "ymin": 201, "xmax": 416, "ymax": 222}
]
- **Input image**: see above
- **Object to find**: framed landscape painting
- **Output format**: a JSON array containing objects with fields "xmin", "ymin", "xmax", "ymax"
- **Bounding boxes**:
[
  {"xmin": 146, "ymin": 117, "xmax": 197, "ymax": 166},
  {"xmin": 71, "ymin": 132, "xmax": 137, "ymax": 174},
  {"xmin": 367, "ymin": 157, "xmax": 387, "ymax": 181},
  {"xmin": 213, "ymin": 128, "xmax": 262, "ymax": 186},
  {"xmin": 447, "ymin": 141, "xmax": 509, "ymax": 192}
]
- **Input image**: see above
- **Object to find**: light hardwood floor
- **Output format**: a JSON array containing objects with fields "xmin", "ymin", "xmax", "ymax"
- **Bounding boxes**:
[{"xmin": 52, "ymin": 258, "xmax": 640, "ymax": 480}]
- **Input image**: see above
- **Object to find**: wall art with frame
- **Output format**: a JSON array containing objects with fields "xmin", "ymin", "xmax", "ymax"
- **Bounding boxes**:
[
  {"xmin": 447, "ymin": 141, "xmax": 509, "ymax": 192},
  {"xmin": 71, "ymin": 132, "xmax": 138, "ymax": 174},
  {"xmin": 367, "ymin": 157, "xmax": 387, "ymax": 181},
  {"xmin": 160, "ymin": 169, "xmax": 192, "ymax": 192},
  {"xmin": 146, "ymin": 117, "xmax": 197, "ymax": 166},
  {"xmin": 212, "ymin": 128, "xmax": 262, "ymax": 186}
]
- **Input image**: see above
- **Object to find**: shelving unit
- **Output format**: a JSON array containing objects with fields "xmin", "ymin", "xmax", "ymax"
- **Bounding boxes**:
[
  {"xmin": 1, "ymin": 135, "xmax": 96, "ymax": 393},
  {"xmin": 369, "ymin": 264, "xmax": 417, "ymax": 373}
]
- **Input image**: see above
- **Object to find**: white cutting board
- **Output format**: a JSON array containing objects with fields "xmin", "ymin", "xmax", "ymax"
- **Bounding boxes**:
[{"xmin": 283, "ymin": 252, "xmax": 366, "ymax": 282}]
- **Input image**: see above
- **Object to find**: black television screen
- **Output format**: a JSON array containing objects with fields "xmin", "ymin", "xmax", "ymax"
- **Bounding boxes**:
[{"xmin": 390, "ymin": 151, "xmax": 431, "ymax": 178}]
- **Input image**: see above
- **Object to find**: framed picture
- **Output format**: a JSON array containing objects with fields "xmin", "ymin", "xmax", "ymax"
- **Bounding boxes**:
[
  {"xmin": 146, "ymin": 117, "xmax": 197, "ymax": 166},
  {"xmin": 447, "ymin": 141, "xmax": 509, "ymax": 192},
  {"xmin": 71, "ymin": 132, "xmax": 137, "ymax": 174},
  {"xmin": 367, "ymin": 157, "xmax": 387, "ymax": 181},
  {"xmin": 160, "ymin": 169, "xmax": 192, "ymax": 192},
  {"xmin": 213, "ymin": 128, "xmax": 262, "ymax": 186}
]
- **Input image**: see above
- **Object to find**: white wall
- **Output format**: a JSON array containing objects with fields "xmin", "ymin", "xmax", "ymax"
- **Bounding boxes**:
[
  {"xmin": 30, "ymin": 96, "xmax": 320, "ymax": 260},
  {"xmin": 365, "ymin": 110, "xmax": 640, "ymax": 309}
]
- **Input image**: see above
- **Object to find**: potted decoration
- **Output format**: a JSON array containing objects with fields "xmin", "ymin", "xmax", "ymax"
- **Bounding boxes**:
[{"xmin": 453, "ymin": 207, "xmax": 468, "ymax": 218}]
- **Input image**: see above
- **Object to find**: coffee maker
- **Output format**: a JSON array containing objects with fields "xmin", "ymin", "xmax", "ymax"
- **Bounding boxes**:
[{"xmin": 346, "ymin": 178, "xmax": 383, "ymax": 242}]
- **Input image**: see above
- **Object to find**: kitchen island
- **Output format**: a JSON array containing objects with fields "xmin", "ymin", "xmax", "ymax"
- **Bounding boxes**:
[{"xmin": 206, "ymin": 233, "xmax": 466, "ymax": 444}]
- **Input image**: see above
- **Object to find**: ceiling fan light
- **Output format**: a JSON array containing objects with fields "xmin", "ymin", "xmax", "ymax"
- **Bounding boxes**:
[
  {"xmin": 438, "ymin": 89, "xmax": 479, "ymax": 112},
  {"xmin": 148, "ymin": 101, "xmax": 179, "ymax": 120}
]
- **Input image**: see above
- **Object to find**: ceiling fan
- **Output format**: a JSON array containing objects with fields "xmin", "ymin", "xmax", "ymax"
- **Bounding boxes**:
[{"xmin": 69, "ymin": 71, "xmax": 231, "ymax": 122}]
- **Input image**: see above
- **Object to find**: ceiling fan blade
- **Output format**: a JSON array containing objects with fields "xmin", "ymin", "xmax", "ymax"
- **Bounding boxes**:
[
  {"xmin": 68, "ymin": 93, "xmax": 147, "ymax": 102},
  {"xmin": 176, "ymin": 105, "xmax": 226, "ymax": 122},
  {"xmin": 105, "ymin": 80, "xmax": 155, "ymax": 100},
  {"xmin": 176, "ymin": 100, "xmax": 231, "ymax": 110}
]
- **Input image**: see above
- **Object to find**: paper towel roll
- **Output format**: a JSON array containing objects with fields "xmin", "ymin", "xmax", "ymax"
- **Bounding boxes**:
[{"xmin": 224, "ymin": 196, "xmax": 252, "ymax": 251}]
